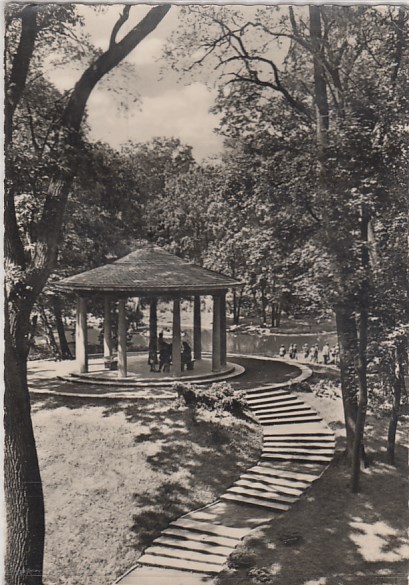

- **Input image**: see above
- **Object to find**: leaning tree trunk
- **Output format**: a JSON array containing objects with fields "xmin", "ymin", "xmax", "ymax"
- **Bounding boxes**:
[
  {"xmin": 38, "ymin": 303, "xmax": 61, "ymax": 359},
  {"xmin": 5, "ymin": 306, "xmax": 45, "ymax": 585},
  {"xmin": 51, "ymin": 295, "xmax": 73, "ymax": 359}
]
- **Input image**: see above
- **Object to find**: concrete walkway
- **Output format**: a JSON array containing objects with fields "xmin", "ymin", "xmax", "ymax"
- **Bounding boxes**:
[{"xmin": 115, "ymin": 359, "xmax": 335, "ymax": 585}]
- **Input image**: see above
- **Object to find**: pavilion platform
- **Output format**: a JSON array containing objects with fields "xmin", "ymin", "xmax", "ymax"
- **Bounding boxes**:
[{"xmin": 59, "ymin": 353, "xmax": 245, "ymax": 388}]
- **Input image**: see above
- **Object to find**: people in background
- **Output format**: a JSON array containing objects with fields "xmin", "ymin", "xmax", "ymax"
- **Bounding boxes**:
[
  {"xmin": 293, "ymin": 343, "xmax": 298, "ymax": 359},
  {"xmin": 148, "ymin": 337, "xmax": 158, "ymax": 372},
  {"xmin": 312, "ymin": 344, "xmax": 319, "ymax": 363},
  {"xmin": 158, "ymin": 332, "xmax": 172, "ymax": 372},
  {"xmin": 334, "ymin": 344, "xmax": 340, "ymax": 365},
  {"xmin": 303, "ymin": 343, "xmax": 309, "ymax": 359},
  {"xmin": 181, "ymin": 341, "xmax": 192, "ymax": 371},
  {"xmin": 279, "ymin": 344, "xmax": 286, "ymax": 358},
  {"xmin": 322, "ymin": 343, "xmax": 330, "ymax": 365}
]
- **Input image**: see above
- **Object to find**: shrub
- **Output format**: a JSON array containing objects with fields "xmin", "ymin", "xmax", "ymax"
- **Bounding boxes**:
[{"xmin": 173, "ymin": 381, "xmax": 249, "ymax": 418}]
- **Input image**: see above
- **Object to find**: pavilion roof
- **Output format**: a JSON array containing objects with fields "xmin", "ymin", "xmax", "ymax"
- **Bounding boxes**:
[{"xmin": 54, "ymin": 246, "xmax": 242, "ymax": 296}]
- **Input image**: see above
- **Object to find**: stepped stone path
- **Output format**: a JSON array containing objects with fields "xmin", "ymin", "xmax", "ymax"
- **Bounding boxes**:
[{"xmin": 116, "ymin": 365, "xmax": 335, "ymax": 585}]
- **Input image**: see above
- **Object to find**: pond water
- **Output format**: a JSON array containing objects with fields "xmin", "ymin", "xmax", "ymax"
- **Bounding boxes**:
[{"xmin": 65, "ymin": 327, "xmax": 337, "ymax": 357}]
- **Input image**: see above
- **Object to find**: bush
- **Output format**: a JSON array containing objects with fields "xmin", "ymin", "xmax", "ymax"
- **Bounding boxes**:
[{"xmin": 173, "ymin": 381, "xmax": 249, "ymax": 418}]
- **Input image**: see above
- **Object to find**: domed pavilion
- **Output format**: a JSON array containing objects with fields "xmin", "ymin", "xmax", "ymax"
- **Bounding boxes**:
[{"xmin": 55, "ymin": 245, "xmax": 242, "ymax": 381}]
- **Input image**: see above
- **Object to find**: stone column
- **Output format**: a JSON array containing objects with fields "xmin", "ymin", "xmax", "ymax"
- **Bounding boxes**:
[
  {"xmin": 212, "ymin": 294, "xmax": 221, "ymax": 372},
  {"xmin": 172, "ymin": 298, "xmax": 182, "ymax": 376},
  {"xmin": 193, "ymin": 295, "xmax": 201, "ymax": 360},
  {"xmin": 76, "ymin": 296, "xmax": 88, "ymax": 373},
  {"xmin": 149, "ymin": 298, "xmax": 158, "ymax": 345},
  {"xmin": 117, "ymin": 299, "xmax": 127, "ymax": 378},
  {"xmin": 149, "ymin": 298, "xmax": 158, "ymax": 370},
  {"xmin": 220, "ymin": 292, "xmax": 227, "ymax": 367},
  {"xmin": 103, "ymin": 296, "xmax": 112, "ymax": 363}
]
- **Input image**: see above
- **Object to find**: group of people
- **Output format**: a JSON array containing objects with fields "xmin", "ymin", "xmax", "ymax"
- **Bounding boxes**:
[
  {"xmin": 279, "ymin": 342, "xmax": 339, "ymax": 365},
  {"xmin": 148, "ymin": 332, "xmax": 192, "ymax": 372}
]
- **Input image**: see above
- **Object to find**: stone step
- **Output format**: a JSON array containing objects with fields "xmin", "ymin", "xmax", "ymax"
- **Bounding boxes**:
[
  {"xmin": 256, "ymin": 405, "xmax": 312, "ymax": 416},
  {"xmin": 252, "ymin": 399, "xmax": 304, "ymax": 411},
  {"xmin": 249, "ymin": 465, "xmax": 319, "ymax": 483},
  {"xmin": 263, "ymin": 426, "xmax": 333, "ymax": 437},
  {"xmin": 263, "ymin": 446, "xmax": 334, "ymax": 455},
  {"xmin": 261, "ymin": 452, "xmax": 332, "ymax": 464},
  {"xmin": 169, "ymin": 518, "xmax": 246, "ymax": 540},
  {"xmin": 221, "ymin": 492, "xmax": 290, "ymax": 512},
  {"xmin": 138, "ymin": 553, "xmax": 222, "ymax": 574},
  {"xmin": 155, "ymin": 535, "xmax": 234, "ymax": 557},
  {"xmin": 264, "ymin": 441, "xmax": 335, "ymax": 450},
  {"xmin": 146, "ymin": 545, "xmax": 226, "ymax": 565},
  {"xmin": 241, "ymin": 472, "xmax": 308, "ymax": 491},
  {"xmin": 246, "ymin": 394, "xmax": 299, "ymax": 405},
  {"xmin": 233, "ymin": 478, "xmax": 302, "ymax": 498},
  {"xmin": 162, "ymin": 527, "xmax": 238, "ymax": 549},
  {"xmin": 259, "ymin": 408, "xmax": 318, "ymax": 417},
  {"xmin": 264, "ymin": 436, "xmax": 335, "ymax": 443},
  {"xmin": 260, "ymin": 415, "xmax": 322, "ymax": 425},
  {"xmin": 226, "ymin": 485, "xmax": 296, "ymax": 505},
  {"xmin": 245, "ymin": 388, "xmax": 290, "ymax": 398}
]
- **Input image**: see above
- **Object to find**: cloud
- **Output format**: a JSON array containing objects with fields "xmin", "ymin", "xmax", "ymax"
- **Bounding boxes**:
[
  {"xmin": 87, "ymin": 82, "xmax": 223, "ymax": 161},
  {"xmin": 127, "ymin": 37, "xmax": 165, "ymax": 67}
]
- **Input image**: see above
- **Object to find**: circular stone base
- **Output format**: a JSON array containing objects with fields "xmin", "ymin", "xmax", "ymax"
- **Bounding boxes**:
[{"xmin": 59, "ymin": 355, "xmax": 245, "ymax": 388}]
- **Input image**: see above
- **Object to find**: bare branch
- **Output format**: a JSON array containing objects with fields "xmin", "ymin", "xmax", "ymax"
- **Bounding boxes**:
[{"xmin": 109, "ymin": 5, "xmax": 131, "ymax": 48}]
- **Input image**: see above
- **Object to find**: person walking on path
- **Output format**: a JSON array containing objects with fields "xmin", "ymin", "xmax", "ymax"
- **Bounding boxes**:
[
  {"xmin": 322, "ymin": 343, "xmax": 330, "ymax": 365},
  {"xmin": 289, "ymin": 344, "xmax": 294, "ymax": 359},
  {"xmin": 279, "ymin": 344, "xmax": 286, "ymax": 358},
  {"xmin": 303, "ymin": 343, "xmax": 309, "ymax": 359},
  {"xmin": 312, "ymin": 344, "xmax": 319, "ymax": 363},
  {"xmin": 293, "ymin": 344, "xmax": 298, "ymax": 360}
]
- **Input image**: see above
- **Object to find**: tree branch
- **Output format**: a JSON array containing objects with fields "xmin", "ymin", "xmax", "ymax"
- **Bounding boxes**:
[
  {"xmin": 5, "ymin": 5, "xmax": 39, "ymax": 146},
  {"xmin": 109, "ymin": 5, "xmax": 131, "ymax": 48},
  {"xmin": 28, "ymin": 4, "xmax": 171, "ymax": 285}
]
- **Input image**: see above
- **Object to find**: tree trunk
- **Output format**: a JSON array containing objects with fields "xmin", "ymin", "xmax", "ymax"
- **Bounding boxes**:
[
  {"xmin": 387, "ymin": 341, "xmax": 407, "ymax": 465},
  {"xmin": 5, "ymin": 308, "xmax": 45, "ymax": 585},
  {"xmin": 51, "ymin": 295, "xmax": 73, "ymax": 360},
  {"xmin": 335, "ymin": 303, "xmax": 359, "ymax": 458},
  {"xmin": 271, "ymin": 302, "xmax": 281, "ymax": 328},
  {"xmin": 351, "ymin": 307, "xmax": 368, "ymax": 492},
  {"xmin": 4, "ymin": 7, "xmax": 171, "ymax": 580},
  {"xmin": 233, "ymin": 289, "xmax": 239, "ymax": 325},
  {"xmin": 261, "ymin": 288, "xmax": 267, "ymax": 325},
  {"xmin": 276, "ymin": 303, "xmax": 281, "ymax": 327},
  {"xmin": 38, "ymin": 303, "xmax": 61, "ymax": 358},
  {"xmin": 28, "ymin": 314, "xmax": 38, "ymax": 353},
  {"xmin": 237, "ymin": 290, "xmax": 242, "ymax": 324},
  {"xmin": 351, "ymin": 206, "xmax": 370, "ymax": 492}
]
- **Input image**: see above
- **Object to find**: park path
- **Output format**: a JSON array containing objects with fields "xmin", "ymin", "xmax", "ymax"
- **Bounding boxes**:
[{"xmin": 115, "ymin": 362, "xmax": 335, "ymax": 585}]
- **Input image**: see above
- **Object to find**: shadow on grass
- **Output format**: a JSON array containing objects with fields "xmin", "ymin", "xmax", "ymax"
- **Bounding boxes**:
[
  {"xmin": 113, "ymin": 403, "xmax": 263, "ymax": 549},
  {"xmin": 216, "ymin": 416, "xmax": 409, "ymax": 585}
]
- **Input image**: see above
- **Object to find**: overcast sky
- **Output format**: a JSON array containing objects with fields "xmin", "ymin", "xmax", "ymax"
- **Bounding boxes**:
[{"xmin": 47, "ymin": 5, "xmax": 225, "ymax": 161}]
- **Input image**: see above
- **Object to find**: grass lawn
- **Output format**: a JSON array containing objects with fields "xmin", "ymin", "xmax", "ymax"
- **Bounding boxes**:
[
  {"xmin": 31, "ymin": 394, "xmax": 262, "ymax": 585},
  {"xmin": 215, "ymin": 379, "xmax": 409, "ymax": 585}
]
